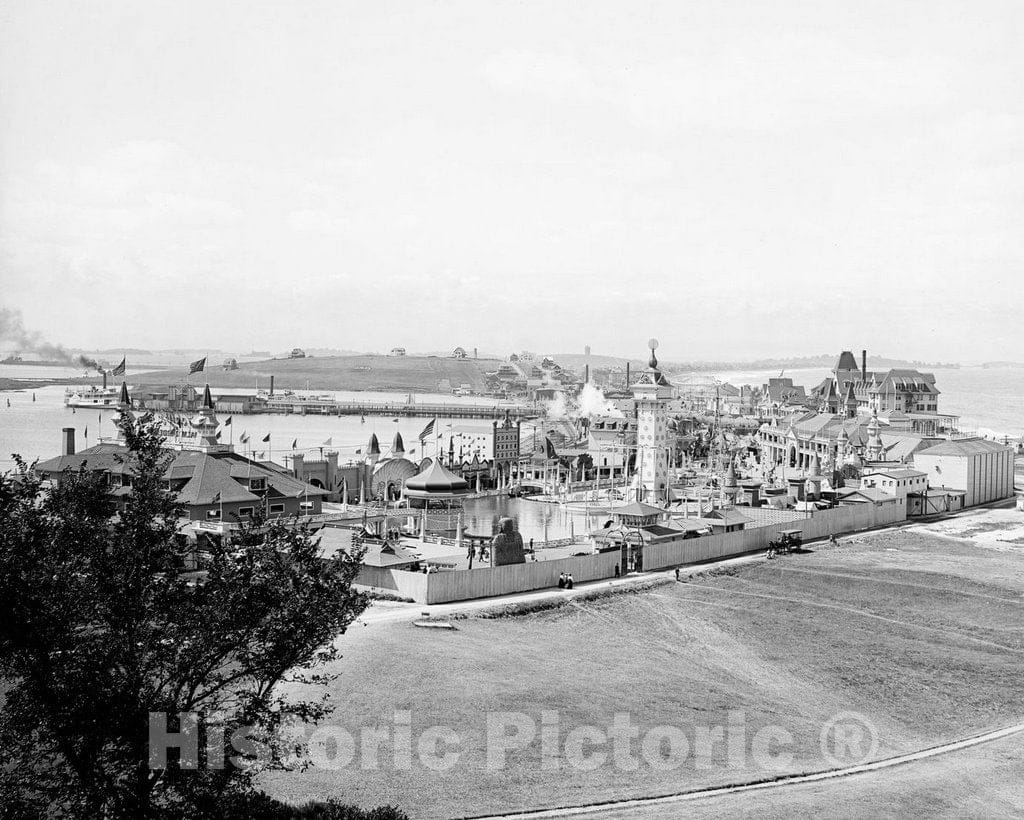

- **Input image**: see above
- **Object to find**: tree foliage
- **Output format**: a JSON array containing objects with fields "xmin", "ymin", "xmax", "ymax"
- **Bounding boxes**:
[{"xmin": 0, "ymin": 412, "xmax": 374, "ymax": 818}]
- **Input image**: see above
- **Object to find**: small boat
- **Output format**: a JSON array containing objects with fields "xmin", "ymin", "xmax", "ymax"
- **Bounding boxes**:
[{"xmin": 64, "ymin": 385, "xmax": 121, "ymax": 409}]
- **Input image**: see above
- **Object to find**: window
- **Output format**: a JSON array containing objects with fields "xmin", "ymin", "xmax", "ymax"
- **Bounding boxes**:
[
  {"xmin": 238, "ymin": 506, "xmax": 254, "ymax": 518},
  {"xmin": 249, "ymin": 477, "xmax": 266, "ymax": 491},
  {"xmin": 206, "ymin": 509, "xmax": 221, "ymax": 520},
  {"xmin": 269, "ymin": 503, "xmax": 285, "ymax": 515}
]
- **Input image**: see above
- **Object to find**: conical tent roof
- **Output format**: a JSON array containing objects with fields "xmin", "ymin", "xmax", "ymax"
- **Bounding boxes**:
[
  {"xmin": 367, "ymin": 433, "xmax": 380, "ymax": 455},
  {"xmin": 118, "ymin": 381, "xmax": 130, "ymax": 406},
  {"xmin": 404, "ymin": 458, "xmax": 470, "ymax": 496},
  {"xmin": 392, "ymin": 431, "xmax": 405, "ymax": 453},
  {"xmin": 201, "ymin": 383, "xmax": 215, "ymax": 410}
]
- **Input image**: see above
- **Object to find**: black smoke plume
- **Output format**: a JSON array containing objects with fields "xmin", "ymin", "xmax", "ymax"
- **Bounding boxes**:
[{"xmin": 0, "ymin": 307, "xmax": 75, "ymax": 365}]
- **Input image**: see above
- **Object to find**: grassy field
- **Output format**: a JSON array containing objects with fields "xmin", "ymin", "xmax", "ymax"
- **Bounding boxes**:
[
  {"xmin": 131, "ymin": 354, "xmax": 505, "ymax": 393},
  {"xmin": 260, "ymin": 521, "xmax": 1024, "ymax": 818}
]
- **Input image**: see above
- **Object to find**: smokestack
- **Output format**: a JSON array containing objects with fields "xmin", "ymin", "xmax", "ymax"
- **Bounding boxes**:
[
  {"xmin": 270, "ymin": 374, "xmax": 275, "ymax": 396},
  {"xmin": 473, "ymin": 347, "xmax": 478, "ymax": 359},
  {"xmin": 102, "ymin": 370, "xmax": 107, "ymax": 390},
  {"xmin": 862, "ymin": 350, "xmax": 867, "ymax": 378},
  {"xmin": 585, "ymin": 364, "xmax": 589, "ymax": 384},
  {"xmin": 626, "ymin": 362, "xmax": 631, "ymax": 386},
  {"xmin": 62, "ymin": 427, "xmax": 75, "ymax": 456}
]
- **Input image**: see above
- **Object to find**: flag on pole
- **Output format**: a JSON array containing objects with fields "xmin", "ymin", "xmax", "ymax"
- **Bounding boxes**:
[
  {"xmin": 215, "ymin": 430, "xmax": 222, "ymax": 439},
  {"xmin": 419, "ymin": 419, "xmax": 435, "ymax": 441},
  {"xmin": 188, "ymin": 357, "xmax": 206, "ymax": 374},
  {"xmin": 262, "ymin": 433, "xmax": 271, "ymax": 442},
  {"xmin": 111, "ymin": 357, "xmax": 126, "ymax": 377},
  {"xmin": 239, "ymin": 432, "xmax": 249, "ymax": 444},
  {"xmin": 84, "ymin": 426, "xmax": 88, "ymax": 437},
  {"xmin": 323, "ymin": 437, "xmax": 332, "ymax": 446},
  {"xmin": 223, "ymin": 416, "xmax": 232, "ymax": 426},
  {"xmin": 211, "ymin": 492, "xmax": 221, "ymax": 504},
  {"xmin": 355, "ymin": 448, "xmax": 362, "ymax": 454},
  {"xmin": 292, "ymin": 438, "xmax": 297, "ymax": 449}
]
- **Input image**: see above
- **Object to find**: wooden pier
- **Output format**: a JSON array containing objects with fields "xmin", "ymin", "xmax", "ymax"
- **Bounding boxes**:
[{"xmin": 262, "ymin": 396, "xmax": 533, "ymax": 419}]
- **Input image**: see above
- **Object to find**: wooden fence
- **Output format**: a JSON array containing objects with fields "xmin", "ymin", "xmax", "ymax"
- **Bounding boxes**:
[{"xmin": 361, "ymin": 501, "xmax": 907, "ymax": 604}]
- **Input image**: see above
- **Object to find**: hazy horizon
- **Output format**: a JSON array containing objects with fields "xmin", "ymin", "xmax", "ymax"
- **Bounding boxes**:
[{"xmin": 2, "ymin": 1, "xmax": 1022, "ymax": 361}]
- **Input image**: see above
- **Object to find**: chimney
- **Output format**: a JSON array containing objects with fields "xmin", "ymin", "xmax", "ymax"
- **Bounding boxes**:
[
  {"xmin": 102, "ymin": 370, "xmax": 107, "ymax": 389},
  {"xmin": 473, "ymin": 347, "xmax": 478, "ymax": 359},
  {"xmin": 625, "ymin": 362, "xmax": 631, "ymax": 385},
  {"xmin": 861, "ymin": 350, "xmax": 867, "ymax": 378},
  {"xmin": 62, "ymin": 427, "xmax": 75, "ymax": 456},
  {"xmin": 292, "ymin": 452, "xmax": 304, "ymax": 479},
  {"xmin": 269, "ymin": 374, "xmax": 275, "ymax": 396},
  {"xmin": 584, "ymin": 364, "xmax": 589, "ymax": 384}
]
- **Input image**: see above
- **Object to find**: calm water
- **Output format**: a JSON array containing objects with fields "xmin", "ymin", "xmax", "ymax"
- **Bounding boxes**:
[{"xmin": 4, "ymin": 363, "xmax": 1024, "ymax": 542}]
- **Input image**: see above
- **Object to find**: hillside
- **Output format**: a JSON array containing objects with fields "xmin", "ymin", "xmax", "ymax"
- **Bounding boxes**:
[
  {"xmin": 554, "ymin": 352, "xmax": 960, "ymax": 372},
  {"xmin": 131, "ymin": 354, "xmax": 504, "ymax": 393}
]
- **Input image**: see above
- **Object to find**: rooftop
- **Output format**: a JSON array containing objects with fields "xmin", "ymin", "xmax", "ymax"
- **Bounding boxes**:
[{"xmin": 917, "ymin": 438, "xmax": 1014, "ymax": 457}]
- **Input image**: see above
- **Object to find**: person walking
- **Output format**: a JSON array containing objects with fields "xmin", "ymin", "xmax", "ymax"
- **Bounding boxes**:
[
  {"xmin": 674, "ymin": 567, "xmax": 680, "ymax": 582},
  {"xmin": 557, "ymin": 572, "xmax": 566, "ymax": 589},
  {"xmin": 566, "ymin": 574, "xmax": 574, "ymax": 590}
]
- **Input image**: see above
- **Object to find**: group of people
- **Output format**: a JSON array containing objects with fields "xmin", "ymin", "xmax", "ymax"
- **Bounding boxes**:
[{"xmin": 557, "ymin": 572, "xmax": 574, "ymax": 589}]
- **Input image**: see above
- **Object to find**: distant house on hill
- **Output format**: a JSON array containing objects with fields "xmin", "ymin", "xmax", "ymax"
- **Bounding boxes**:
[
  {"xmin": 389, "ymin": 347, "xmax": 407, "ymax": 357},
  {"xmin": 451, "ymin": 346, "xmax": 467, "ymax": 358},
  {"xmin": 289, "ymin": 348, "xmax": 306, "ymax": 359}
]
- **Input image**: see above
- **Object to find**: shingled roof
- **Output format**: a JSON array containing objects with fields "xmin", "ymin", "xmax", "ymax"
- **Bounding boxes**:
[{"xmin": 36, "ymin": 444, "xmax": 325, "ymax": 507}]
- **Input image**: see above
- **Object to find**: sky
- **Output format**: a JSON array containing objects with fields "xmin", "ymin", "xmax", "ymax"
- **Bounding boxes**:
[{"xmin": 0, "ymin": 0, "xmax": 1021, "ymax": 363}]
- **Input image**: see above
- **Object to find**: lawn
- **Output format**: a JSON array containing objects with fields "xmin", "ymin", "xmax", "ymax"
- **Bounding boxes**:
[{"xmin": 260, "ymin": 526, "xmax": 1024, "ymax": 819}]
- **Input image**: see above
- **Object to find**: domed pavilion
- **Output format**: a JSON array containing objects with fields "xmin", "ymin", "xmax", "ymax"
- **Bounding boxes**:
[{"xmin": 404, "ymin": 458, "xmax": 472, "ymax": 537}]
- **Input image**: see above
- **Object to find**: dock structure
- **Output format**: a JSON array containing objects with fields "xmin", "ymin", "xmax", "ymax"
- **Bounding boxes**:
[
  {"xmin": 263, "ymin": 395, "xmax": 531, "ymax": 419},
  {"xmin": 131, "ymin": 383, "xmax": 535, "ymax": 420}
]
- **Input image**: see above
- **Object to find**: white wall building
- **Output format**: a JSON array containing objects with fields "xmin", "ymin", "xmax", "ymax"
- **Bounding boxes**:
[
  {"xmin": 913, "ymin": 438, "xmax": 1015, "ymax": 508},
  {"xmin": 860, "ymin": 468, "xmax": 928, "ymax": 503}
]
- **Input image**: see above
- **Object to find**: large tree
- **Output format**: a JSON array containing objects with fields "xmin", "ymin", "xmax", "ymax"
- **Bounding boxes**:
[{"xmin": 0, "ymin": 413, "xmax": 376, "ymax": 818}]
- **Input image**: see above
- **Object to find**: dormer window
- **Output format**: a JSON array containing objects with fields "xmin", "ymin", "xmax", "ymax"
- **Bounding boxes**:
[{"xmin": 249, "ymin": 477, "xmax": 266, "ymax": 491}]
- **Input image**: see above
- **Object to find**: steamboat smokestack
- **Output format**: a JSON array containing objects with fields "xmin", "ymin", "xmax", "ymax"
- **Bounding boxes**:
[
  {"xmin": 270, "ymin": 374, "xmax": 275, "ymax": 396},
  {"xmin": 625, "ymin": 361, "xmax": 631, "ymax": 386},
  {"xmin": 584, "ymin": 364, "xmax": 589, "ymax": 384},
  {"xmin": 102, "ymin": 370, "xmax": 107, "ymax": 389},
  {"xmin": 62, "ymin": 427, "xmax": 75, "ymax": 456},
  {"xmin": 862, "ymin": 350, "xmax": 867, "ymax": 378}
]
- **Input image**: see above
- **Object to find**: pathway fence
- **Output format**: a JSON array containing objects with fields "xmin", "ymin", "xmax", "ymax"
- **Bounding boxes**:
[{"xmin": 355, "ymin": 501, "xmax": 907, "ymax": 605}]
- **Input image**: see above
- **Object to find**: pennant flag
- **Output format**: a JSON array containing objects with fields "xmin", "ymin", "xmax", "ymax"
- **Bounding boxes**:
[
  {"xmin": 223, "ymin": 416, "xmax": 232, "ymax": 426},
  {"xmin": 292, "ymin": 438, "xmax": 297, "ymax": 449},
  {"xmin": 215, "ymin": 430, "xmax": 222, "ymax": 440},
  {"xmin": 355, "ymin": 448, "xmax": 362, "ymax": 454},
  {"xmin": 392, "ymin": 417, "xmax": 399, "ymax": 422},
  {"xmin": 111, "ymin": 357, "xmax": 126, "ymax": 377},
  {"xmin": 211, "ymin": 491, "xmax": 221, "ymax": 504},
  {"xmin": 85, "ymin": 426, "xmax": 88, "ymax": 437},
  {"xmin": 239, "ymin": 432, "xmax": 249, "ymax": 444},
  {"xmin": 262, "ymin": 433, "xmax": 271, "ymax": 442},
  {"xmin": 419, "ymin": 419, "xmax": 435, "ymax": 441},
  {"xmin": 322, "ymin": 437, "xmax": 332, "ymax": 446},
  {"xmin": 188, "ymin": 356, "xmax": 206, "ymax": 374}
]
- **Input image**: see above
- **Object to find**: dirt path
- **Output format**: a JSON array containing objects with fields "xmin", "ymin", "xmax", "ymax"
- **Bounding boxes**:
[{"xmin": 462, "ymin": 721, "xmax": 1024, "ymax": 820}]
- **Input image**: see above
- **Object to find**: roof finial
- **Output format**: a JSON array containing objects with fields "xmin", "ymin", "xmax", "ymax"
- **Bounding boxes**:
[{"xmin": 647, "ymin": 337, "xmax": 659, "ymax": 369}]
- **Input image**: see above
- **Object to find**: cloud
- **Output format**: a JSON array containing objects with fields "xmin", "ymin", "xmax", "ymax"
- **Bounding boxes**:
[
  {"xmin": 287, "ymin": 209, "xmax": 350, "ymax": 235},
  {"xmin": 482, "ymin": 51, "xmax": 599, "ymax": 99}
]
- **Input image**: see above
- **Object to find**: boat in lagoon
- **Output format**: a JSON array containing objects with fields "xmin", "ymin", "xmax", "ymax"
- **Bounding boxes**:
[{"xmin": 64, "ymin": 385, "xmax": 122, "ymax": 409}]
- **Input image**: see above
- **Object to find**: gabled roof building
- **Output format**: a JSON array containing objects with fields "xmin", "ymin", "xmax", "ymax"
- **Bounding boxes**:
[{"xmin": 35, "ymin": 383, "xmax": 326, "ymax": 551}]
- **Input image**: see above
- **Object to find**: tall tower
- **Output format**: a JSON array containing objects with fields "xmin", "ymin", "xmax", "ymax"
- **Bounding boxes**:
[
  {"xmin": 631, "ymin": 338, "xmax": 672, "ymax": 504},
  {"xmin": 188, "ymin": 384, "xmax": 228, "ymax": 452},
  {"xmin": 866, "ymin": 411, "xmax": 884, "ymax": 462}
]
